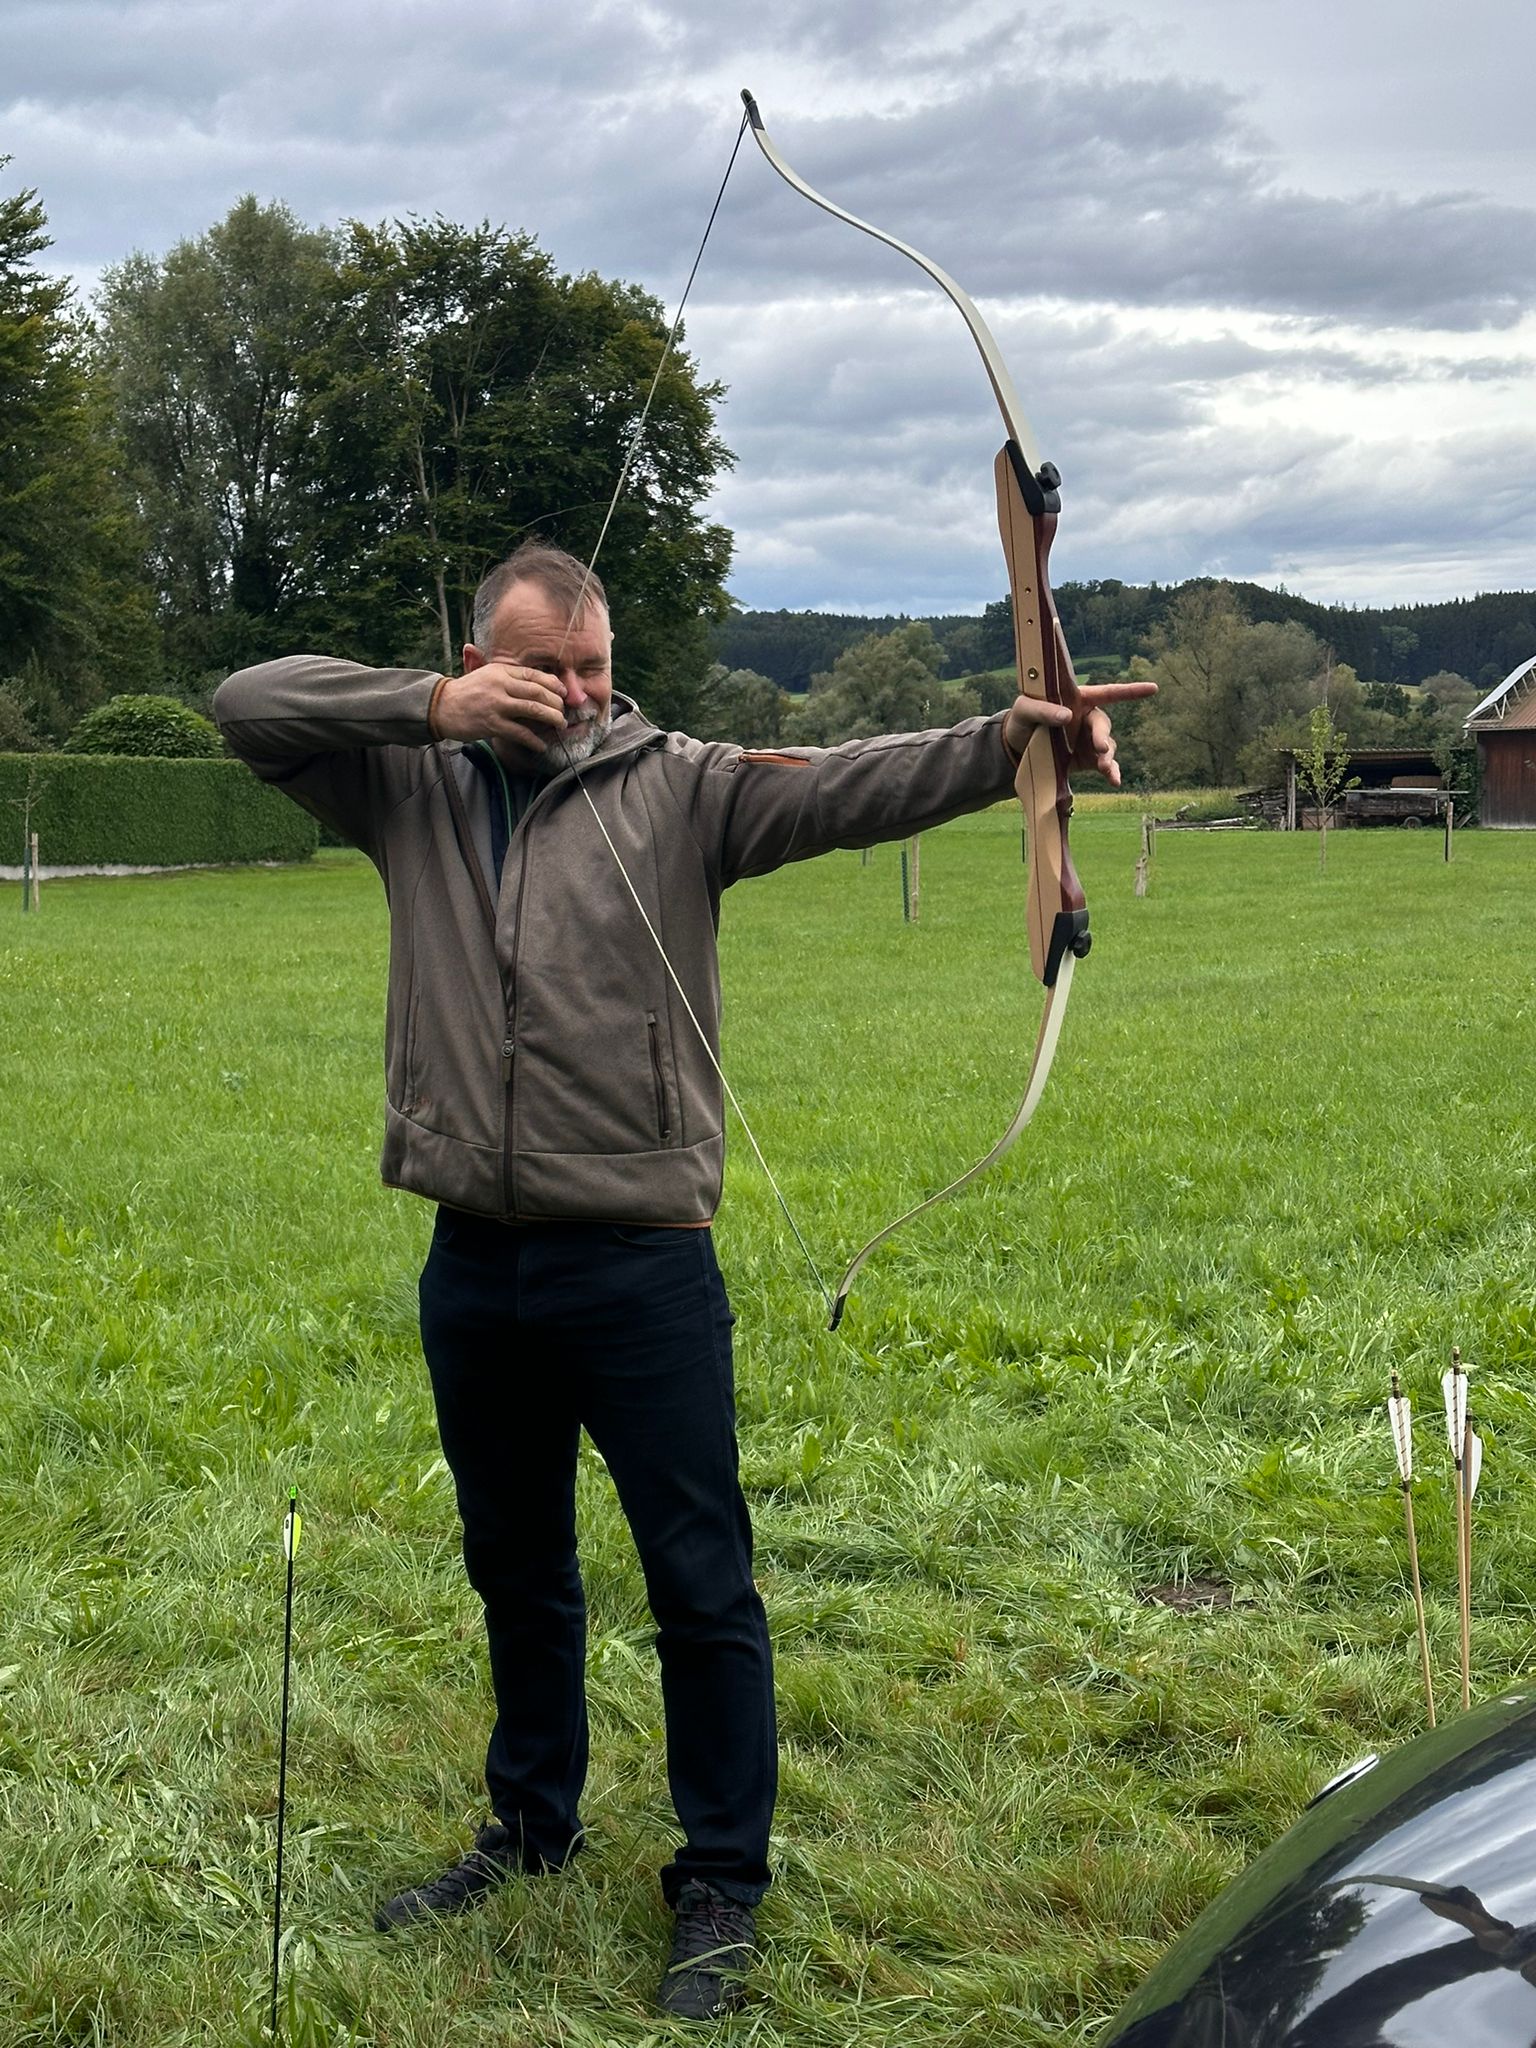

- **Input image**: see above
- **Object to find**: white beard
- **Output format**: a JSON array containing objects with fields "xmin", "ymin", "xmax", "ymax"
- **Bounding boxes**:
[{"xmin": 538, "ymin": 709, "xmax": 612, "ymax": 778}]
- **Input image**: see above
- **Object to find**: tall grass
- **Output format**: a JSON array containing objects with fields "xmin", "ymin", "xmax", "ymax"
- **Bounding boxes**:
[{"xmin": 2, "ymin": 811, "xmax": 1534, "ymax": 2044}]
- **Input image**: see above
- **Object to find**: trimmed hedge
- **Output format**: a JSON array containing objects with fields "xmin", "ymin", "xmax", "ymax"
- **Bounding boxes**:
[{"xmin": 0, "ymin": 754, "xmax": 317, "ymax": 866}]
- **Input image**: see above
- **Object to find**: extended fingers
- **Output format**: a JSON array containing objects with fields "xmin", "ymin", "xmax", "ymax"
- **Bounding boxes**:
[{"xmin": 1076, "ymin": 679, "xmax": 1159, "ymax": 705}]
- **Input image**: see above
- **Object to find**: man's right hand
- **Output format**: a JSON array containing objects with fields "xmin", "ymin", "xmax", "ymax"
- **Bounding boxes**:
[{"xmin": 432, "ymin": 663, "xmax": 570, "ymax": 753}]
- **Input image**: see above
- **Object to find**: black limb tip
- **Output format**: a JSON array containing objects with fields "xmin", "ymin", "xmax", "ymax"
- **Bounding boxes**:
[
  {"xmin": 1044, "ymin": 908, "xmax": 1091, "ymax": 986},
  {"xmin": 741, "ymin": 89, "xmax": 761, "ymax": 119},
  {"xmin": 828, "ymin": 1296, "xmax": 848, "ymax": 1333},
  {"xmin": 1005, "ymin": 442, "xmax": 1062, "ymax": 518}
]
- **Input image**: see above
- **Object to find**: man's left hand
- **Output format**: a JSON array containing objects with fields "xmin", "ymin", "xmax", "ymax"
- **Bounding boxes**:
[{"xmin": 1002, "ymin": 677, "xmax": 1158, "ymax": 790}]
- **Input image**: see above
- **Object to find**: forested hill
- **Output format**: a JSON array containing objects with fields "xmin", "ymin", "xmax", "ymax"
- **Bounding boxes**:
[{"xmin": 712, "ymin": 582, "xmax": 1536, "ymax": 693}]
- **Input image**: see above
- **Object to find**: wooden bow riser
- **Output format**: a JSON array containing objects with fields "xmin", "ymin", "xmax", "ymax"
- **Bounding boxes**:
[{"xmin": 993, "ymin": 444, "xmax": 1088, "ymax": 987}]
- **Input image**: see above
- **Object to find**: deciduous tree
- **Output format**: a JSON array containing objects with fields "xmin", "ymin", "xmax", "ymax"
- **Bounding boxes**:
[
  {"xmin": 0, "ymin": 170, "xmax": 159, "ymax": 740},
  {"xmin": 96, "ymin": 196, "xmax": 337, "ymax": 684},
  {"xmin": 786, "ymin": 623, "xmax": 946, "ymax": 745},
  {"xmin": 291, "ymin": 216, "xmax": 733, "ymax": 727},
  {"xmin": 693, "ymin": 666, "xmax": 793, "ymax": 746},
  {"xmin": 1137, "ymin": 585, "xmax": 1321, "ymax": 786}
]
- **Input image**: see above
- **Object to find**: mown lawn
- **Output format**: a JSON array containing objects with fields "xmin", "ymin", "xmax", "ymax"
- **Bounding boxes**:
[{"xmin": 2, "ymin": 810, "xmax": 1534, "ymax": 2046}]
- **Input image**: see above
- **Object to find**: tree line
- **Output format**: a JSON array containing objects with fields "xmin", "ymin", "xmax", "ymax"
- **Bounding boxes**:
[
  {"xmin": 714, "ymin": 581, "xmax": 1536, "ymax": 698},
  {"xmin": 0, "ymin": 176, "xmax": 733, "ymax": 750},
  {"xmin": 0, "ymin": 163, "xmax": 1516, "ymax": 789},
  {"xmin": 703, "ymin": 585, "xmax": 1483, "ymax": 791}
]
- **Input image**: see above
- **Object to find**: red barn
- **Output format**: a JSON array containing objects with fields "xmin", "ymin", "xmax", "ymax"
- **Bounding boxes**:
[{"xmin": 1465, "ymin": 655, "xmax": 1536, "ymax": 828}]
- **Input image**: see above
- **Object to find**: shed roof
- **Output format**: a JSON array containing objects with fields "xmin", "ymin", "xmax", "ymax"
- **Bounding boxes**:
[
  {"xmin": 1466, "ymin": 654, "xmax": 1536, "ymax": 730},
  {"xmin": 1277, "ymin": 746, "xmax": 1441, "ymax": 771}
]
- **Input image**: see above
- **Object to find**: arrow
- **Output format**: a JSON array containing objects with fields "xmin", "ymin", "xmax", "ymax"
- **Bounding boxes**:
[
  {"xmin": 1387, "ymin": 1371, "xmax": 1435, "ymax": 1727},
  {"xmin": 1441, "ymin": 1349, "xmax": 1479, "ymax": 1711},
  {"xmin": 270, "ymin": 1486, "xmax": 301, "ymax": 2043}
]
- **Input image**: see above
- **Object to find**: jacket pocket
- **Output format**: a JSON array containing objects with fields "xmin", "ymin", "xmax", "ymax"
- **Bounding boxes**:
[
  {"xmin": 401, "ymin": 972, "xmax": 422, "ymax": 1116},
  {"xmin": 646, "ymin": 1010, "xmax": 673, "ymax": 1145}
]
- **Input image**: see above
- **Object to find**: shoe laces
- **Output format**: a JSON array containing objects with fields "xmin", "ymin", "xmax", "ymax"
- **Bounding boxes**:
[{"xmin": 669, "ymin": 1881, "xmax": 755, "ymax": 1968}]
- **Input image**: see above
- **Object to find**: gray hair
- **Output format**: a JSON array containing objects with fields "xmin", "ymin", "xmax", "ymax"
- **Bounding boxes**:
[{"xmin": 470, "ymin": 542, "xmax": 608, "ymax": 650}]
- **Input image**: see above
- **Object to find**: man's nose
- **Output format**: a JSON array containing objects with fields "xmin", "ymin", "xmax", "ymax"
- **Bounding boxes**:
[{"xmin": 558, "ymin": 667, "xmax": 589, "ymax": 707}]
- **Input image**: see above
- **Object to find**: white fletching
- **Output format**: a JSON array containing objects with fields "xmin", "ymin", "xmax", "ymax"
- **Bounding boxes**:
[
  {"xmin": 1387, "ymin": 1392, "xmax": 1413, "ymax": 1482},
  {"xmin": 1442, "ymin": 1367, "xmax": 1467, "ymax": 1464},
  {"xmin": 1466, "ymin": 1429, "xmax": 1483, "ymax": 1502}
]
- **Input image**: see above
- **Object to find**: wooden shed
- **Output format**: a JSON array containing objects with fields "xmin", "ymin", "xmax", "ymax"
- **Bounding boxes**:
[
  {"xmin": 1274, "ymin": 746, "xmax": 1447, "ymax": 829},
  {"xmin": 1465, "ymin": 655, "xmax": 1536, "ymax": 828}
]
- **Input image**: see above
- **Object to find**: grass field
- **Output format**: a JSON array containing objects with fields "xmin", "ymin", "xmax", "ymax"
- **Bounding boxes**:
[{"xmin": 2, "ymin": 809, "xmax": 1535, "ymax": 2046}]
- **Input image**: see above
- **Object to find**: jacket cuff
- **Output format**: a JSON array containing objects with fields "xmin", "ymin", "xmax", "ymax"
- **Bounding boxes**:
[{"xmin": 427, "ymin": 674, "xmax": 451, "ymax": 740}]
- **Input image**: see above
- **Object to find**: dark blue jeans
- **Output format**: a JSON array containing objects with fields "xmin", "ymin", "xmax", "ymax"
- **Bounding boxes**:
[{"xmin": 417, "ymin": 1207, "xmax": 776, "ymax": 1907}]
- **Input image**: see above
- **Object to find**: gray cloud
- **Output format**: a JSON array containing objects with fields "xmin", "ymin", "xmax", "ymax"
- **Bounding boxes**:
[{"xmin": 3, "ymin": 0, "xmax": 1533, "ymax": 611}]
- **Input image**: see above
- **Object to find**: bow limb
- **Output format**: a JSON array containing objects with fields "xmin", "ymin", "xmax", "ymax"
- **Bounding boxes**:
[
  {"xmin": 827, "ymin": 951, "xmax": 1078, "ymax": 1328},
  {"xmin": 742, "ymin": 90, "xmax": 1090, "ymax": 1330},
  {"xmin": 740, "ymin": 92, "xmax": 1043, "ymax": 470}
]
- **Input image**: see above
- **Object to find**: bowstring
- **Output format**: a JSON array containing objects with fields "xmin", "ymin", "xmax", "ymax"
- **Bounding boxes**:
[{"xmin": 546, "ymin": 111, "xmax": 836, "ymax": 1318}]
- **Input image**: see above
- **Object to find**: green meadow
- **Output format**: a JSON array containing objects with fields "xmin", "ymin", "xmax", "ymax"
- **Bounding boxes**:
[{"xmin": 2, "ymin": 808, "xmax": 1535, "ymax": 2046}]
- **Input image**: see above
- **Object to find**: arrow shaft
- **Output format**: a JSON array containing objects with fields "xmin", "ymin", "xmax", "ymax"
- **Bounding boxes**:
[{"xmin": 1401, "ymin": 1485, "xmax": 1436, "ymax": 1728}]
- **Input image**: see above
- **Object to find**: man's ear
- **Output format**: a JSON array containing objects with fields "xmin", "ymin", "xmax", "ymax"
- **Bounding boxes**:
[{"xmin": 461, "ymin": 644, "xmax": 484, "ymax": 673}]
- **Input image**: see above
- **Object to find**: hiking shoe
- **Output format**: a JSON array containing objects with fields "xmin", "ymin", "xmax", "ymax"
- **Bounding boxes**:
[
  {"xmin": 373, "ymin": 1823, "xmax": 522, "ymax": 1931},
  {"xmin": 656, "ymin": 1879, "xmax": 756, "ymax": 2019}
]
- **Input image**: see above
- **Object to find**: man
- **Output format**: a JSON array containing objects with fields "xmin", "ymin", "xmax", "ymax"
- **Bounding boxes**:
[{"xmin": 214, "ymin": 540, "xmax": 1141, "ymax": 2019}]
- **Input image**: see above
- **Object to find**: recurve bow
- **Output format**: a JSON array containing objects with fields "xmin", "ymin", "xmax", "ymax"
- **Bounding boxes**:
[{"xmin": 740, "ymin": 90, "xmax": 1092, "ymax": 1330}]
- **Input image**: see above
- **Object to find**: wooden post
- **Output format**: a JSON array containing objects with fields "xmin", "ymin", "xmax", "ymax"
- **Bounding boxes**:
[
  {"xmin": 1285, "ymin": 757, "xmax": 1297, "ymax": 831},
  {"xmin": 1444, "ymin": 798, "xmax": 1454, "ymax": 863},
  {"xmin": 1134, "ymin": 812, "xmax": 1154, "ymax": 896},
  {"xmin": 860, "ymin": 845, "xmax": 872, "ymax": 867},
  {"xmin": 900, "ymin": 845, "xmax": 910, "ymax": 923},
  {"xmin": 908, "ymin": 834, "xmax": 921, "ymax": 923},
  {"xmin": 28, "ymin": 832, "xmax": 39, "ymax": 911},
  {"xmin": 20, "ymin": 827, "xmax": 30, "ymax": 912}
]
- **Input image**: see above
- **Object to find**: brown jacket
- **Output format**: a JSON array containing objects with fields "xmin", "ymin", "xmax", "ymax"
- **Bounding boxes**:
[{"xmin": 213, "ymin": 656, "xmax": 1016, "ymax": 1222}]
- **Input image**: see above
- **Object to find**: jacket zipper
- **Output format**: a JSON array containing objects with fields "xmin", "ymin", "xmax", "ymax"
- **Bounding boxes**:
[
  {"xmin": 503, "ymin": 826, "xmax": 534, "ymax": 1214},
  {"xmin": 483, "ymin": 742, "xmax": 516, "ymax": 848},
  {"xmin": 443, "ymin": 727, "xmax": 659, "ymax": 1212},
  {"xmin": 647, "ymin": 1011, "xmax": 671, "ymax": 1144}
]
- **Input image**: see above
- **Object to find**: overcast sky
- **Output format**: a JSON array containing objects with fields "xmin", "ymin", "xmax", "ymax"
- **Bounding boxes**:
[{"xmin": 5, "ymin": 0, "xmax": 1534, "ymax": 615}]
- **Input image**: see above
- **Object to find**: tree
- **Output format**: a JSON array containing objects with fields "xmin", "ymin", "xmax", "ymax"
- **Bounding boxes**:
[
  {"xmin": 693, "ymin": 666, "xmax": 793, "ymax": 747},
  {"xmin": 0, "ymin": 679, "xmax": 40, "ymax": 751},
  {"xmin": 1296, "ymin": 701, "xmax": 1357, "ymax": 872},
  {"xmin": 975, "ymin": 671, "xmax": 1016, "ymax": 715},
  {"xmin": 0, "ymin": 169, "xmax": 160, "ymax": 739},
  {"xmin": 785, "ymin": 623, "xmax": 945, "ymax": 746},
  {"xmin": 67, "ymin": 694, "xmax": 223, "ymax": 757},
  {"xmin": 1137, "ymin": 585, "xmax": 1321, "ymax": 785},
  {"xmin": 1378, "ymin": 621, "xmax": 1420, "ymax": 683},
  {"xmin": 95, "ymin": 196, "xmax": 339, "ymax": 684},
  {"xmin": 290, "ymin": 216, "xmax": 734, "ymax": 728}
]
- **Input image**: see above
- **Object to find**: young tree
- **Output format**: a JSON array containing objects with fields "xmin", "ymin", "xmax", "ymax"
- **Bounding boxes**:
[
  {"xmin": 1297, "ymin": 701, "xmax": 1357, "ymax": 872},
  {"xmin": 0, "ymin": 170, "xmax": 159, "ymax": 739}
]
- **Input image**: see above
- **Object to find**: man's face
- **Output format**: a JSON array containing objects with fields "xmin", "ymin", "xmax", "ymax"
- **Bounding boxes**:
[{"xmin": 465, "ymin": 579, "xmax": 615, "ymax": 774}]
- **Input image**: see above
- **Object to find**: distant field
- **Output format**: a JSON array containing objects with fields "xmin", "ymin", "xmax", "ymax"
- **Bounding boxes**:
[{"xmin": 3, "ymin": 813, "xmax": 1535, "ymax": 2046}]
